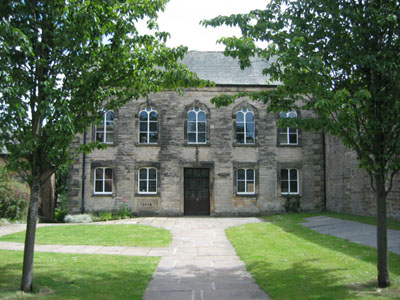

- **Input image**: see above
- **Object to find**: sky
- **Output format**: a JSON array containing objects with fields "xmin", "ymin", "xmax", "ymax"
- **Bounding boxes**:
[{"xmin": 152, "ymin": 0, "xmax": 268, "ymax": 51}]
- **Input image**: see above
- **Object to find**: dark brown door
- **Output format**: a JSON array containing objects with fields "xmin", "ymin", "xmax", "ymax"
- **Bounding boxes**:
[{"xmin": 184, "ymin": 168, "xmax": 210, "ymax": 215}]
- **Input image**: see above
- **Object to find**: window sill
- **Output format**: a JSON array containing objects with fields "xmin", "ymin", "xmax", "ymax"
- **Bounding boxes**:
[
  {"xmin": 135, "ymin": 193, "xmax": 160, "ymax": 197},
  {"xmin": 233, "ymin": 143, "xmax": 258, "ymax": 147},
  {"xmin": 236, "ymin": 193, "xmax": 257, "ymax": 198},
  {"xmin": 184, "ymin": 143, "xmax": 210, "ymax": 147},
  {"xmin": 96, "ymin": 143, "xmax": 116, "ymax": 147},
  {"xmin": 281, "ymin": 194, "xmax": 301, "ymax": 198},
  {"xmin": 92, "ymin": 193, "xmax": 114, "ymax": 197},
  {"xmin": 276, "ymin": 143, "xmax": 301, "ymax": 147},
  {"xmin": 135, "ymin": 143, "xmax": 161, "ymax": 147}
]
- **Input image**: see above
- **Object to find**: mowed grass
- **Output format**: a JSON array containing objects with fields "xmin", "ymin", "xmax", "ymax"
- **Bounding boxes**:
[
  {"xmin": 226, "ymin": 214, "xmax": 400, "ymax": 300},
  {"xmin": 0, "ymin": 224, "xmax": 172, "ymax": 247},
  {"xmin": 0, "ymin": 250, "xmax": 159, "ymax": 300}
]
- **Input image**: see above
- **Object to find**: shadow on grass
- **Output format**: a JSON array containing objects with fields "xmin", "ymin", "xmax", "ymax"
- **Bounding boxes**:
[
  {"xmin": 264, "ymin": 214, "xmax": 400, "ymax": 277},
  {"xmin": 0, "ymin": 251, "xmax": 158, "ymax": 300},
  {"xmin": 246, "ymin": 259, "xmax": 355, "ymax": 300}
]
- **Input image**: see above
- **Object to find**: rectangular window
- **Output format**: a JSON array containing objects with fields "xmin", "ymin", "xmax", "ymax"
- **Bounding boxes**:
[
  {"xmin": 281, "ymin": 168, "xmax": 299, "ymax": 195},
  {"xmin": 138, "ymin": 168, "xmax": 157, "ymax": 194},
  {"xmin": 237, "ymin": 168, "xmax": 255, "ymax": 195},
  {"xmin": 94, "ymin": 168, "xmax": 113, "ymax": 194}
]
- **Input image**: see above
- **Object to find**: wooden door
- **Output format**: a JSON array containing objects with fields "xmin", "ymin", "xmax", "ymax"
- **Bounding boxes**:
[{"xmin": 184, "ymin": 168, "xmax": 210, "ymax": 215}]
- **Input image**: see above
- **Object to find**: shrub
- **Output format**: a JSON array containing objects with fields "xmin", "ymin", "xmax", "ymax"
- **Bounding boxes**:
[
  {"xmin": 54, "ymin": 209, "xmax": 67, "ymax": 223},
  {"xmin": 0, "ymin": 166, "xmax": 29, "ymax": 220},
  {"xmin": 64, "ymin": 214, "xmax": 92, "ymax": 223},
  {"xmin": 98, "ymin": 211, "xmax": 113, "ymax": 221},
  {"xmin": 54, "ymin": 193, "xmax": 68, "ymax": 222},
  {"xmin": 115, "ymin": 200, "xmax": 131, "ymax": 219}
]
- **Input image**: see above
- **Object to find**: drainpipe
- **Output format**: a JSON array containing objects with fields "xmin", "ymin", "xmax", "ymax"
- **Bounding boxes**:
[{"xmin": 81, "ymin": 130, "xmax": 87, "ymax": 214}]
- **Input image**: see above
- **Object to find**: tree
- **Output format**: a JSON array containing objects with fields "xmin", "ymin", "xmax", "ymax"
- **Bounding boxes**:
[
  {"xmin": 202, "ymin": 0, "xmax": 400, "ymax": 288},
  {"xmin": 0, "ymin": 0, "xmax": 206, "ymax": 292}
]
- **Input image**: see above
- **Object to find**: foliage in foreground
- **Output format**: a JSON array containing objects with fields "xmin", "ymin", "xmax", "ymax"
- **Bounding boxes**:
[
  {"xmin": 0, "ymin": 250, "xmax": 159, "ymax": 300},
  {"xmin": 0, "ymin": 224, "xmax": 172, "ymax": 247},
  {"xmin": 226, "ymin": 214, "xmax": 400, "ymax": 300},
  {"xmin": 0, "ymin": 165, "xmax": 29, "ymax": 220}
]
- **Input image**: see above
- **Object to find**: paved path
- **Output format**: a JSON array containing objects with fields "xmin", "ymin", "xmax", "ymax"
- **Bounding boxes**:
[
  {"xmin": 0, "ymin": 217, "xmax": 271, "ymax": 300},
  {"xmin": 142, "ymin": 218, "xmax": 270, "ymax": 300},
  {"xmin": 300, "ymin": 216, "xmax": 400, "ymax": 255}
]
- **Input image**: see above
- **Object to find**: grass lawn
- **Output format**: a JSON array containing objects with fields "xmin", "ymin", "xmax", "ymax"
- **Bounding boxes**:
[
  {"xmin": 226, "ymin": 213, "xmax": 400, "ymax": 300},
  {"xmin": 0, "ymin": 250, "xmax": 159, "ymax": 300},
  {"xmin": 0, "ymin": 224, "xmax": 172, "ymax": 247}
]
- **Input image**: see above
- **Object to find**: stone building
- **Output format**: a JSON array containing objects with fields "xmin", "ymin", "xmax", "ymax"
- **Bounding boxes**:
[
  {"xmin": 325, "ymin": 135, "xmax": 400, "ymax": 220},
  {"xmin": 67, "ymin": 51, "xmax": 400, "ymax": 219},
  {"xmin": 67, "ymin": 51, "xmax": 326, "ymax": 216}
]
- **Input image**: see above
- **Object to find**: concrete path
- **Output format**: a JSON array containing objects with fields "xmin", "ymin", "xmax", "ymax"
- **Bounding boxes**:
[
  {"xmin": 0, "ymin": 217, "xmax": 271, "ymax": 300},
  {"xmin": 300, "ymin": 216, "xmax": 400, "ymax": 255}
]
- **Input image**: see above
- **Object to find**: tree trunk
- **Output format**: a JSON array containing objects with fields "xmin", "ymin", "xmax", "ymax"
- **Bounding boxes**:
[
  {"xmin": 376, "ymin": 175, "xmax": 390, "ymax": 287},
  {"xmin": 21, "ymin": 175, "xmax": 40, "ymax": 292}
]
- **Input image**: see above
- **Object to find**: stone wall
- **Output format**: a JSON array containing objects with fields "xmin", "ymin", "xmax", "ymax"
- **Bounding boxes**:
[
  {"xmin": 325, "ymin": 134, "xmax": 400, "ymax": 220},
  {"xmin": 67, "ymin": 86, "xmax": 325, "ymax": 216}
]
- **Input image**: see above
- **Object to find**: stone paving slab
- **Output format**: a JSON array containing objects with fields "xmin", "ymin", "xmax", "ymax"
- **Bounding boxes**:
[{"xmin": 301, "ymin": 216, "xmax": 400, "ymax": 255}]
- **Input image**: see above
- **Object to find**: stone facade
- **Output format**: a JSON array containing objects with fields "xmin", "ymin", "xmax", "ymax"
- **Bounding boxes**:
[
  {"xmin": 325, "ymin": 134, "xmax": 400, "ymax": 220},
  {"xmin": 67, "ymin": 84, "xmax": 325, "ymax": 216}
]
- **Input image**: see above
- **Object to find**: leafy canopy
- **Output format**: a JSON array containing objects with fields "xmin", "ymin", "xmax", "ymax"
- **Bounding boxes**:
[
  {"xmin": 0, "ymin": 0, "xmax": 206, "ymax": 184},
  {"xmin": 203, "ymin": 0, "xmax": 400, "ymax": 184}
]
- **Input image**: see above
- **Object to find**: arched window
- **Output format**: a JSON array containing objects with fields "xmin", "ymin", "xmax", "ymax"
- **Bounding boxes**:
[
  {"xmin": 138, "ymin": 168, "xmax": 157, "ymax": 194},
  {"xmin": 280, "ymin": 168, "xmax": 299, "ymax": 195},
  {"xmin": 94, "ymin": 167, "xmax": 113, "ymax": 194},
  {"xmin": 237, "ymin": 168, "xmax": 256, "ymax": 195},
  {"xmin": 187, "ymin": 107, "xmax": 206, "ymax": 144},
  {"xmin": 278, "ymin": 111, "xmax": 298, "ymax": 145},
  {"xmin": 139, "ymin": 107, "xmax": 158, "ymax": 144},
  {"xmin": 236, "ymin": 108, "xmax": 255, "ymax": 144},
  {"xmin": 95, "ymin": 111, "xmax": 114, "ymax": 144}
]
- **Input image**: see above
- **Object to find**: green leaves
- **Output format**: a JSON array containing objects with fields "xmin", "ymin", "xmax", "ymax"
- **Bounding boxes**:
[
  {"xmin": 0, "ymin": 0, "xmax": 206, "ymax": 186},
  {"xmin": 203, "ymin": 0, "xmax": 400, "ymax": 182}
]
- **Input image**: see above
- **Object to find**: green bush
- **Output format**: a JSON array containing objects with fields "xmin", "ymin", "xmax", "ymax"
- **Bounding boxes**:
[
  {"xmin": 54, "ymin": 209, "xmax": 67, "ymax": 222},
  {"xmin": 114, "ymin": 200, "xmax": 132, "ymax": 219},
  {"xmin": 0, "ymin": 166, "xmax": 29, "ymax": 220},
  {"xmin": 54, "ymin": 193, "xmax": 68, "ymax": 222},
  {"xmin": 98, "ymin": 211, "xmax": 113, "ymax": 221}
]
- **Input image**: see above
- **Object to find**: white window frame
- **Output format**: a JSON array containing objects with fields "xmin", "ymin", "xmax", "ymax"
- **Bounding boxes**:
[
  {"xmin": 139, "ymin": 107, "xmax": 158, "ymax": 144},
  {"xmin": 236, "ymin": 108, "xmax": 255, "ymax": 144},
  {"xmin": 95, "ymin": 110, "xmax": 114, "ymax": 144},
  {"xmin": 237, "ymin": 168, "xmax": 256, "ymax": 195},
  {"xmin": 279, "ymin": 111, "xmax": 298, "ymax": 145},
  {"xmin": 138, "ymin": 167, "xmax": 157, "ymax": 194},
  {"xmin": 187, "ymin": 107, "xmax": 207, "ymax": 144},
  {"xmin": 281, "ymin": 168, "xmax": 300, "ymax": 195},
  {"xmin": 93, "ymin": 167, "xmax": 113, "ymax": 195}
]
